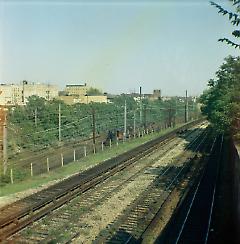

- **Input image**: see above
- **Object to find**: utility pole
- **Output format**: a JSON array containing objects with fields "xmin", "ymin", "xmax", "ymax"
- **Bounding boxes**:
[
  {"xmin": 139, "ymin": 86, "xmax": 142, "ymax": 126},
  {"xmin": 124, "ymin": 100, "xmax": 127, "ymax": 140},
  {"xmin": 92, "ymin": 106, "xmax": 96, "ymax": 145},
  {"xmin": 175, "ymin": 99, "xmax": 178, "ymax": 125},
  {"xmin": 133, "ymin": 111, "xmax": 136, "ymax": 138},
  {"xmin": 58, "ymin": 104, "xmax": 61, "ymax": 142},
  {"xmin": 143, "ymin": 105, "xmax": 147, "ymax": 131},
  {"xmin": 35, "ymin": 108, "xmax": 37, "ymax": 127},
  {"xmin": 185, "ymin": 90, "xmax": 189, "ymax": 123},
  {"xmin": 173, "ymin": 102, "xmax": 176, "ymax": 127},
  {"xmin": 168, "ymin": 104, "xmax": 171, "ymax": 127},
  {"xmin": 3, "ymin": 111, "xmax": 7, "ymax": 175}
]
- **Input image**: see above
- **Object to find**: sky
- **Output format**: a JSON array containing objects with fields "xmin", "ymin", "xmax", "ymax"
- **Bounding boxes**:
[{"xmin": 0, "ymin": 0, "xmax": 239, "ymax": 96}]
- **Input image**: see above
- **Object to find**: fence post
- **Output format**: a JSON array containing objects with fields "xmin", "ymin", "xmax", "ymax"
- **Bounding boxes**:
[
  {"xmin": 110, "ymin": 139, "xmax": 112, "ymax": 148},
  {"xmin": 47, "ymin": 158, "xmax": 50, "ymax": 172},
  {"xmin": 116, "ymin": 138, "xmax": 119, "ymax": 146},
  {"xmin": 61, "ymin": 153, "xmax": 64, "ymax": 167},
  {"xmin": 30, "ymin": 163, "xmax": 33, "ymax": 177},
  {"xmin": 84, "ymin": 146, "xmax": 87, "ymax": 157},
  {"xmin": 101, "ymin": 142, "xmax": 104, "ymax": 151},
  {"xmin": 73, "ymin": 149, "xmax": 76, "ymax": 162},
  {"xmin": 10, "ymin": 168, "xmax": 13, "ymax": 184},
  {"xmin": 147, "ymin": 129, "xmax": 149, "ymax": 134},
  {"xmin": 93, "ymin": 144, "xmax": 96, "ymax": 154}
]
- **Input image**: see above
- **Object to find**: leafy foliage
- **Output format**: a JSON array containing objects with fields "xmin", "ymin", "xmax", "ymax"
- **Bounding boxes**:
[
  {"xmin": 7, "ymin": 94, "xmax": 200, "ymax": 155},
  {"xmin": 210, "ymin": 1, "xmax": 240, "ymax": 48},
  {"xmin": 200, "ymin": 56, "xmax": 240, "ymax": 136},
  {"xmin": 87, "ymin": 87, "xmax": 103, "ymax": 95}
]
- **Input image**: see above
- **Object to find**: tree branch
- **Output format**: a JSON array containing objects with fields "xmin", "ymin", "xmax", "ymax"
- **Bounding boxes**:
[{"xmin": 218, "ymin": 38, "xmax": 240, "ymax": 48}]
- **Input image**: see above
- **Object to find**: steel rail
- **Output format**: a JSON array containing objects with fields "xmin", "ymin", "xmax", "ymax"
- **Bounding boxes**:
[
  {"xmin": 174, "ymin": 135, "xmax": 223, "ymax": 244},
  {"xmin": 4, "ymin": 134, "xmax": 180, "ymax": 241},
  {"xmin": 204, "ymin": 135, "xmax": 223, "ymax": 244},
  {"xmin": 1, "ymin": 136, "xmax": 176, "ymax": 241},
  {"xmin": 0, "ymin": 119, "xmax": 204, "ymax": 241},
  {"xmin": 174, "ymin": 137, "xmax": 218, "ymax": 244},
  {"xmin": 139, "ymin": 130, "xmax": 211, "ymax": 244},
  {"xmin": 124, "ymin": 131, "xmax": 209, "ymax": 244},
  {"xmin": 91, "ymin": 128, "xmax": 209, "ymax": 244},
  {"xmin": 16, "ymin": 125, "xmax": 207, "ymax": 244}
]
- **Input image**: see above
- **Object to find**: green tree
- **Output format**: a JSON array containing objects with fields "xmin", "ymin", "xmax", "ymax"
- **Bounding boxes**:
[
  {"xmin": 200, "ymin": 56, "xmax": 240, "ymax": 137},
  {"xmin": 211, "ymin": 0, "xmax": 240, "ymax": 48},
  {"xmin": 87, "ymin": 87, "xmax": 103, "ymax": 95}
]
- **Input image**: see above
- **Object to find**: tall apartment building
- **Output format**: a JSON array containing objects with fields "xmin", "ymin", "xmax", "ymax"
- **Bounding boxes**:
[
  {"xmin": 0, "ymin": 82, "xmax": 59, "ymax": 106},
  {"xmin": 23, "ymin": 83, "xmax": 58, "ymax": 102},
  {"xmin": 64, "ymin": 83, "xmax": 88, "ymax": 96},
  {"xmin": 0, "ymin": 84, "xmax": 22, "ymax": 105}
]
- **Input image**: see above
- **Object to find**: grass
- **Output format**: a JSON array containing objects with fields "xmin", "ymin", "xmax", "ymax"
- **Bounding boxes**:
[{"xmin": 0, "ymin": 125, "xmax": 184, "ymax": 197}]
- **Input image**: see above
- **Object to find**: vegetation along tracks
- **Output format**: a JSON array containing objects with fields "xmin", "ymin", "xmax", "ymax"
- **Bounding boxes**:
[{"xmin": 0, "ymin": 119, "xmax": 205, "ymax": 242}]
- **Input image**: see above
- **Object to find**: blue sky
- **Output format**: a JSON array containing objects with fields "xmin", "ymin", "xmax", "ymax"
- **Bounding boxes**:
[{"xmin": 0, "ymin": 0, "xmax": 239, "ymax": 96}]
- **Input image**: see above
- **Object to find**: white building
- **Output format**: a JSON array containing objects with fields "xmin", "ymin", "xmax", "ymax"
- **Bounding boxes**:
[
  {"xmin": 0, "ymin": 84, "xmax": 21, "ymax": 105},
  {"xmin": 23, "ymin": 83, "xmax": 58, "ymax": 102},
  {"xmin": 64, "ymin": 84, "xmax": 88, "ymax": 96},
  {"xmin": 0, "ymin": 82, "xmax": 59, "ymax": 106}
]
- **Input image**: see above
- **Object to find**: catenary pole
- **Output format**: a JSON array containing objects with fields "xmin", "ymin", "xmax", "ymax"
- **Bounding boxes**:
[
  {"xmin": 139, "ymin": 86, "xmax": 142, "ymax": 126},
  {"xmin": 124, "ymin": 100, "xmax": 127, "ymax": 140},
  {"xmin": 133, "ymin": 111, "xmax": 136, "ymax": 138},
  {"xmin": 185, "ymin": 90, "xmax": 188, "ymax": 123},
  {"xmin": 3, "ymin": 111, "xmax": 7, "ymax": 175},
  {"xmin": 35, "ymin": 108, "xmax": 37, "ymax": 127},
  {"xmin": 58, "ymin": 104, "xmax": 61, "ymax": 142},
  {"xmin": 92, "ymin": 106, "xmax": 96, "ymax": 145}
]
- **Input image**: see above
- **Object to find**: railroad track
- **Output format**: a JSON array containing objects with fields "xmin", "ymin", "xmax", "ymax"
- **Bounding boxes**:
[
  {"xmin": 173, "ymin": 136, "xmax": 223, "ymax": 244},
  {"xmin": 155, "ymin": 135, "xmax": 223, "ymax": 244},
  {"xmin": 91, "ymin": 128, "xmax": 210, "ymax": 244},
  {"xmin": 0, "ymin": 119, "xmax": 204, "ymax": 242},
  {"xmin": 11, "ymin": 129, "xmax": 200, "ymax": 243}
]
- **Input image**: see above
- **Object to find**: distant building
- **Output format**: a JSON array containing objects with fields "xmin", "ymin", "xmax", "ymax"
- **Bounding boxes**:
[
  {"xmin": 152, "ymin": 89, "xmax": 161, "ymax": 99},
  {"xmin": 0, "ymin": 84, "xmax": 21, "ymax": 105},
  {"xmin": 0, "ymin": 82, "xmax": 59, "ymax": 106},
  {"xmin": 144, "ymin": 89, "xmax": 161, "ymax": 101},
  {"xmin": 59, "ymin": 83, "xmax": 107, "ymax": 104},
  {"xmin": 58, "ymin": 95, "xmax": 82, "ymax": 105},
  {"xmin": 64, "ymin": 83, "xmax": 88, "ymax": 96},
  {"xmin": 83, "ymin": 95, "xmax": 107, "ymax": 104},
  {"xmin": 24, "ymin": 83, "xmax": 58, "ymax": 102},
  {"xmin": 58, "ymin": 94, "xmax": 107, "ymax": 105}
]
